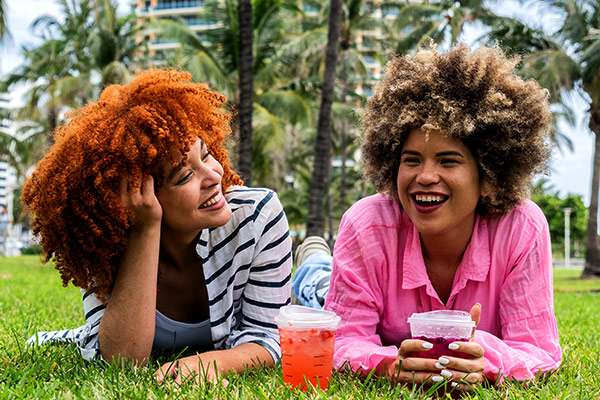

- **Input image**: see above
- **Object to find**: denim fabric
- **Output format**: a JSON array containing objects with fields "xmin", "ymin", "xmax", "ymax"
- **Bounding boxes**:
[{"xmin": 292, "ymin": 253, "xmax": 332, "ymax": 309}]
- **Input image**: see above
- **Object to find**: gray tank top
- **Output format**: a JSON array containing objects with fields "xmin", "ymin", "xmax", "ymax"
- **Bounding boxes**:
[{"xmin": 152, "ymin": 310, "xmax": 213, "ymax": 354}]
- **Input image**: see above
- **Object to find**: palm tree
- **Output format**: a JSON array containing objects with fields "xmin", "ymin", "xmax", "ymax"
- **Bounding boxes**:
[
  {"xmin": 238, "ymin": 0, "xmax": 253, "ymax": 183},
  {"xmin": 91, "ymin": 0, "xmax": 146, "ymax": 86},
  {"xmin": 482, "ymin": 1, "xmax": 600, "ymax": 277},
  {"xmin": 155, "ymin": 0, "xmax": 311, "ymax": 187},
  {"xmin": 381, "ymin": 0, "xmax": 491, "ymax": 57},
  {"xmin": 306, "ymin": 0, "xmax": 343, "ymax": 237},
  {"xmin": 0, "ymin": 0, "xmax": 8, "ymax": 44}
]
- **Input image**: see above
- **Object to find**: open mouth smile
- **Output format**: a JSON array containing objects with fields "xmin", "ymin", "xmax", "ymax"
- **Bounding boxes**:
[
  {"xmin": 411, "ymin": 193, "xmax": 449, "ymax": 213},
  {"xmin": 199, "ymin": 192, "xmax": 223, "ymax": 209}
]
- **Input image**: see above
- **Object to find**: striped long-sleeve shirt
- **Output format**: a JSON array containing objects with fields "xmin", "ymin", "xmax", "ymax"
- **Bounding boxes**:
[{"xmin": 27, "ymin": 186, "xmax": 292, "ymax": 363}]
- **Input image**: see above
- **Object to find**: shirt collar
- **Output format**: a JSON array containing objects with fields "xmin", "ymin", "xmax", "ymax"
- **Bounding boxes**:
[
  {"xmin": 195, "ymin": 229, "xmax": 210, "ymax": 258},
  {"xmin": 401, "ymin": 214, "xmax": 491, "ymax": 290}
]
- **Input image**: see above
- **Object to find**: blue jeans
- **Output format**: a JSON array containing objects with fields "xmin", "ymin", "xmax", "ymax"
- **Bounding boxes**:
[{"xmin": 291, "ymin": 253, "xmax": 332, "ymax": 309}]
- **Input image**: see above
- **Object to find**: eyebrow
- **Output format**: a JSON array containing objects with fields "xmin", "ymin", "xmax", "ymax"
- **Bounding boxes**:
[
  {"xmin": 166, "ymin": 142, "xmax": 208, "ymax": 182},
  {"xmin": 401, "ymin": 150, "xmax": 464, "ymax": 158},
  {"xmin": 436, "ymin": 151, "xmax": 464, "ymax": 158}
]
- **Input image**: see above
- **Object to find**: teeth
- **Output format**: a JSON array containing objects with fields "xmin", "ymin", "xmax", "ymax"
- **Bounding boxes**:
[
  {"xmin": 200, "ymin": 193, "xmax": 221, "ymax": 208},
  {"xmin": 415, "ymin": 194, "xmax": 445, "ymax": 203}
]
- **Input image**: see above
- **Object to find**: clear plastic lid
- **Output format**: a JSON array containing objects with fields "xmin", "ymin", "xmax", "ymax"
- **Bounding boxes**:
[
  {"xmin": 275, "ymin": 305, "xmax": 341, "ymax": 329},
  {"xmin": 407, "ymin": 310, "xmax": 475, "ymax": 328},
  {"xmin": 407, "ymin": 310, "xmax": 475, "ymax": 339}
]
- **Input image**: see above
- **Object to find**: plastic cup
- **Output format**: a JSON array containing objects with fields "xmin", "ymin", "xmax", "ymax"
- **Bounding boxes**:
[
  {"xmin": 275, "ymin": 305, "xmax": 341, "ymax": 391},
  {"xmin": 406, "ymin": 310, "xmax": 475, "ymax": 359}
]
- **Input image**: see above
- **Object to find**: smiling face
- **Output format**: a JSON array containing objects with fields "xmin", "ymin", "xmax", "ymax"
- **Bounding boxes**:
[
  {"xmin": 157, "ymin": 139, "xmax": 232, "ymax": 235},
  {"xmin": 396, "ymin": 128, "xmax": 482, "ymax": 239}
]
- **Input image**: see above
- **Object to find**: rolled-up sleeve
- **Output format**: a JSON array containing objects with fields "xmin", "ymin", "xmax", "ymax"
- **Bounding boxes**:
[
  {"xmin": 324, "ymin": 215, "xmax": 398, "ymax": 374},
  {"xmin": 225, "ymin": 193, "xmax": 292, "ymax": 363},
  {"xmin": 27, "ymin": 289, "xmax": 105, "ymax": 362},
  {"xmin": 75, "ymin": 290, "xmax": 106, "ymax": 361},
  {"xmin": 475, "ymin": 228, "xmax": 561, "ymax": 382}
]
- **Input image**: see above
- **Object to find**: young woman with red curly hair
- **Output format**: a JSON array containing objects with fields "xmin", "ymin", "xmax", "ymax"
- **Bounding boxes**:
[{"xmin": 25, "ymin": 70, "xmax": 292, "ymax": 384}]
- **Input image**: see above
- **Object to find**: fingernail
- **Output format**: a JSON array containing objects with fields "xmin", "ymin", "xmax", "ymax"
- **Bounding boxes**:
[
  {"xmin": 434, "ymin": 362, "xmax": 444, "ymax": 369},
  {"xmin": 438, "ymin": 357, "xmax": 450, "ymax": 365},
  {"xmin": 448, "ymin": 342, "xmax": 460, "ymax": 350},
  {"xmin": 422, "ymin": 341, "xmax": 433, "ymax": 349},
  {"xmin": 431, "ymin": 375, "xmax": 443, "ymax": 382},
  {"xmin": 451, "ymin": 382, "xmax": 459, "ymax": 388},
  {"xmin": 441, "ymin": 369, "xmax": 453, "ymax": 378}
]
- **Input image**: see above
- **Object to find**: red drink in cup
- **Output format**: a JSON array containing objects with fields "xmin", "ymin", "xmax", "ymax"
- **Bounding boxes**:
[
  {"xmin": 407, "ymin": 310, "xmax": 475, "ymax": 359},
  {"xmin": 275, "ymin": 305, "xmax": 341, "ymax": 391}
]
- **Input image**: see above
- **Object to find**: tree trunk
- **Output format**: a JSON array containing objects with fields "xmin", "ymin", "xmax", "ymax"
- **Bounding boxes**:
[
  {"xmin": 237, "ymin": 0, "xmax": 253, "ymax": 184},
  {"xmin": 47, "ymin": 106, "xmax": 59, "ymax": 145},
  {"xmin": 338, "ymin": 52, "xmax": 351, "ymax": 214},
  {"xmin": 306, "ymin": 0, "xmax": 342, "ymax": 237},
  {"xmin": 582, "ymin": 105, "xmax": 600, "ymax": 278}
]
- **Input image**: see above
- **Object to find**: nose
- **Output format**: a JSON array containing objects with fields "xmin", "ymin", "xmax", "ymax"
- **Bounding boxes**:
[
  {"xmin": 415, "ymin": 161, "xmax": 440, "ymax": 186},
  {"xmin": 197, "ymin": 161, "xmax": 222, "ymax": 190}
]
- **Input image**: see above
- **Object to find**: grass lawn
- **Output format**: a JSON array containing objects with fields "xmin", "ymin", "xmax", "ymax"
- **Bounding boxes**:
[{"xmin": 1, "ymin": 256, "xmax": 599, "ymax": 399}]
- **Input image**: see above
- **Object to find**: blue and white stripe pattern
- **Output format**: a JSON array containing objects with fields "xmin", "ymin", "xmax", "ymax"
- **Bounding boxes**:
[{"xmin": 27, "ymin": 186, "xmax": 292, "ymax": 363}]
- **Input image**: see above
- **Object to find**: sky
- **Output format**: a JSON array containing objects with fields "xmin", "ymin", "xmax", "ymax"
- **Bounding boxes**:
[{"xmin": 0, "ymin": 0, "xmax": 595, "ymax": 205}]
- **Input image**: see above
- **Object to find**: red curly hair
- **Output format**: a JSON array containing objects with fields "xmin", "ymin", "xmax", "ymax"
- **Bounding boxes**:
[{"xmin": 23, "ymin": 69, "xmax": 243, "ymax": 300}]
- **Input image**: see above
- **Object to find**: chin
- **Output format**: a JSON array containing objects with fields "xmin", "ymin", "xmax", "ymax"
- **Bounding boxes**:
[{"xmin": 206, "ymin": 207, "xmax": 233, "ymax": 228}]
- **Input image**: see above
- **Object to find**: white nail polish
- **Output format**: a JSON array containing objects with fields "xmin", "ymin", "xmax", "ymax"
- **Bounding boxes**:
[
  {"xmin": 431, "ymin": 375, "xmax": 443, "ymax": 382},
  {"xmin": 451, "ymin": 382, "xmax": 459, "ymax": 388},
  {"xmin": 441, "ymin": 369, "xmax": 453, "ymax": 378},
  {"xmin": 438, "ymin": 357, "xmax": 450, "ymax": 365},
  {"xmin": 448, "ymin": 342, "xmax": 460, "ymax": 350},
  {"xmin": 434, "ymin": 362, "xmax": 444, "ymax": 369},
  {"xmin": 422, "ymin": 342, "xmax": 433, "ymax": 349}
]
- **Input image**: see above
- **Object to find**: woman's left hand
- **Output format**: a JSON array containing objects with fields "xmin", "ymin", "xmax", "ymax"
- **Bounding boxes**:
[
  {"xmin": 434, "ymin": 340, "xmax": 485, "ymax": 390},
  {"xmin": 437, "ymin": 303, "xmax": 485, "ymax": 391},
  {"xmin": 155, "ymin": 351, "xmax": 230, "ymax": 385}
]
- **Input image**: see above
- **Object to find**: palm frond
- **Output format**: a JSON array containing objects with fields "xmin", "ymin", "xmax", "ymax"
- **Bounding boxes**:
[
  {"xmin": 257, "ymin": 90, "xmax": 312, "ymax": 126},
  {"xmin": 521, "ymin": 49, "xmax": 580, "ymax": 100},
  {"xmin": 186, "ymin": 52, "xmax": 234, "ymax": 97}
]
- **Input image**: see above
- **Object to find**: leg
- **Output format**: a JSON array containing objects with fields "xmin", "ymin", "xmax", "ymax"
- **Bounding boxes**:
[{"xmin": 292, "ymin": 237, "xmax": 332, "ymax": 308}]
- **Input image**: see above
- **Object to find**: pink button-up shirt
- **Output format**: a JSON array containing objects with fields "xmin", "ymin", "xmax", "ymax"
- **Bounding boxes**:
[{"xmin": 324, "ymin": 194, "xmax": 561, "ymax": 382}]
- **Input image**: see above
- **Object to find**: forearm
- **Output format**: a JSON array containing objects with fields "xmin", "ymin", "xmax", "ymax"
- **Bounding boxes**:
[
  {"xmin": 98, "ymin": 223, "xmax": 161, "ymax": 364},
  {"xmin": 474, "ymin": 328, "xmax": 561, "ymax": 382},
  {"xmin": 200, "ymin": 343, "xmax": 274, "ymax": 374}
]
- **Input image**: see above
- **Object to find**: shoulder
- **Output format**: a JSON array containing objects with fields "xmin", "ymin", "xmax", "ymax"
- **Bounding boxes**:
[
  {"xmin": 341, "ymin": 193, "xmax": 402, "ymax": 230},
  {"xmin": 484, "ymin": 199, "xmax": 550, "ymax": 262},
  {"xmin": 225, "ymin": 186, "xmax": 283, "ymax": 216},
  {"xmin": 491, "ymin": 199, "xmax": 548, "ymax": 236}
]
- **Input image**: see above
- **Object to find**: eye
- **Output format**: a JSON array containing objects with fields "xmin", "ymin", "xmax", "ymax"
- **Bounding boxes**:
[
  {"xmin": 202, "ymin": 151, "xmax": 211, "ymax": 161},
  {"xmin": 176, "ymin": 171, "xmax": 193, "ymax": 185},
  {"xmin": 402, "ymin": 157, "xmax": 420, "ymax": 165},
  {"xmin": 440, "ymin": 158, "xmax": 459, "ymax": 166}
]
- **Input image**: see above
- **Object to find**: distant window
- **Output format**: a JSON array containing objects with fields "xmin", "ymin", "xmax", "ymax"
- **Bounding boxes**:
[
  {"xmin": 363, "ymin": 55, "xmax": 376, "ymax": 65},
  {"xmin": 303, "ymin": 4, "xmax": 319, "ymax": 13},
  {"xmin": 155, "ymin": 0, "xmax": 202, "ymax": 10}
]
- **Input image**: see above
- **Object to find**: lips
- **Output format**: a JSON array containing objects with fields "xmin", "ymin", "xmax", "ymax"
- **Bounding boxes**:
[
  {"xmin": 199, "ymin": 192, "xmax": 222, "ymax": 209},
  {"xmin": 410, "ymin": 192, "xmax": 449, "ymax": 214}
]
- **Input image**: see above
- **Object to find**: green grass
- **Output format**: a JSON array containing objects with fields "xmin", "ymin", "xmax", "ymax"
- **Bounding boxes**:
[{"xmin": 1, "ymin": 256, "xmax": 599, "ymax": 399}]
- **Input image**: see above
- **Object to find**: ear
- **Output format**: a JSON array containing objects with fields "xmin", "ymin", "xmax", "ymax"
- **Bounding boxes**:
[{"xmin": 480, "ymin": 179, "xmax": 492, "ymax": 199}]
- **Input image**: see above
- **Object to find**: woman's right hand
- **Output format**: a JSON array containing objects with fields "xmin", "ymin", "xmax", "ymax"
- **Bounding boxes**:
[
  {"xmin": 120, "ymin": 175, "xmax": 162, "ymax": 229},
  {"xmin": 380, "ymin": 339, "xmax": 443, "ymax": 384}
]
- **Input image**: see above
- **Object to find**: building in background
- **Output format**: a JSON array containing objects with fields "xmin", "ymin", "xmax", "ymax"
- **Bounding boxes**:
[
  {"xmin": 0, "ymin": 95, "xmax": 22, "ymax": 255},
  {"xmin": 133, "ymin": 0, "xmax": 391, "ymax": 94},
  {"xmin": 134, "ymin": 0, "xmax": 216, "ymax": 59}
]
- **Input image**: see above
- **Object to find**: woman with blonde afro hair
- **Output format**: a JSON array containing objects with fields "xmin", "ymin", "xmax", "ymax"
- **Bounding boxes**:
[
  {"xmin": 26, "ymin": 69, "xmax": 292, "ymax": 384},
  {"xmin": 293, "ymin": 45, "xmax": 562, "ymax": 389}
]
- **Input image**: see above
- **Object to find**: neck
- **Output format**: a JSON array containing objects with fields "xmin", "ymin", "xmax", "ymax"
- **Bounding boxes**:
[
  {"xmin": 159, "ymin": 228, "xmax": 202, "ymax": 270},
  {"xmin": 419, "ymin": 215, "xmax": 476, "ymax": 270}
]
